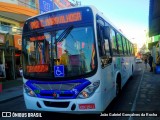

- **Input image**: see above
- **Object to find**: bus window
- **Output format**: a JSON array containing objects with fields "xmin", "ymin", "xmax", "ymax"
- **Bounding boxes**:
[
  {"xmin": 110, "ymin": 29, "xmax": 118, "ymax": 55},
  {"xmin": 24, "ymin": 32, "xmax": 51, "ymax": 66},
  {"xmin": 97, "ymin": 18, "xmax": 112, "ymax": 67},
  {"xmin": 128, "ymin": 42, "xmax": 131, "ymax": 55},
  {"xmin": 127, "ymin": 41, "xmax": 131, "ymax": 55},
  {"xmin": 97, "ymin": 23, "xmax": 105, "ymax": 56},
  {"xmin": 122, "ymin": 37, "xmax": 127, "ymax": 55},
  {"xmin": 116, "ymin": 33, "xmax": 124, "ymax": 55},
  {"xmin": 56, "ymin": 26, "xmax": 96, "ymax": 75},
  {"xmin": 104, "ymin": 38, "xmax": 111, "ymax": 56},
  {"xmin": 96, "ymin": 17, "xmax": 111, "ymax": 57},
  {"xmin": 130, "ymin": 44, "xmax": 134, "ymax": 56}
]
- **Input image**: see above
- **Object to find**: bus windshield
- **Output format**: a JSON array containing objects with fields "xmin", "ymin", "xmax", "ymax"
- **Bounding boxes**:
[{"xmin": 23, "ymin": 25, "xmax": 97, "ymax": 80}]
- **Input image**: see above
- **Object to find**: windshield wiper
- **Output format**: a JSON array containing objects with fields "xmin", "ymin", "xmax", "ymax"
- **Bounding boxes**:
[
  {"xmin": 56, "ymin": 25, "xmax": 73, "ymax": 43},
  {"xmin": 52, "ymin": 25, "xmax": 73, "ymax": 64}
]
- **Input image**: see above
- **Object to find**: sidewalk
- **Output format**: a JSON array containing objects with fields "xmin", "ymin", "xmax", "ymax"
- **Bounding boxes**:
[
  {"xmin": 135, "ymin": 64, "xmax": 160, "ymax": 112},
  {"xmin": 0, "ymin": 78, "xmax": 23, "ymax": 103}
]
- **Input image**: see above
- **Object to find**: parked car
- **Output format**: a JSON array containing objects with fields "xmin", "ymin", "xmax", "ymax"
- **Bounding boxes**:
[{"xmin": 135, "ymin": 58, "xmax": 142, "ymax": 63}]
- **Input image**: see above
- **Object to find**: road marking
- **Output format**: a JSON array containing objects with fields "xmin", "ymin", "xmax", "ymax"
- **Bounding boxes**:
[{"xmin": 128, "ymin": 68, "xmax": 145, "ymax": 120}]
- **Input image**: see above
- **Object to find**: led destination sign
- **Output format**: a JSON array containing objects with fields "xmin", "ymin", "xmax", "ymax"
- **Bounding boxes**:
[
  {"xmin": 30, "ymin": 12, "xmax": 82, "ymax": 30},
  {"xmin": 30, "ymin": 35, "xmax": 50, "ymax": 41}
]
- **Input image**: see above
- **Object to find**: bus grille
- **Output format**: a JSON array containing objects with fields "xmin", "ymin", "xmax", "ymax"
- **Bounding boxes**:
[
  {"xmin": 43, "ymin": 101, "xmax": 70, "ymax": 108},
  {"xmin": 40, "ymin": 93, "xmax": 73, "ymax": 97},
  {"xmin": 32, "ymin": 83, "xmax": 80, "ymax": 90}
]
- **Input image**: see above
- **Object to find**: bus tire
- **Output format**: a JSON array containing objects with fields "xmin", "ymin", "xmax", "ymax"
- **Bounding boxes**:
[
  {"xmin": 130, "ymin": 65, "xmax": 134, "ymax": 78},
  {"xmin": 116, "ymin": 74, "xmax": 121, "ymax": 97}
]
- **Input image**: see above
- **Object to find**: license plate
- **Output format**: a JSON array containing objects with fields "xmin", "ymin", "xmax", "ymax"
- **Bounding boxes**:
[{"xmin": 79, "ymin": 104, "xmax": 95, "ymax": 109}]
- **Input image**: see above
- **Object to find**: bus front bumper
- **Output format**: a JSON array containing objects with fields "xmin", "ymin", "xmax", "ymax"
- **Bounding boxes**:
[{"xmin": 24, "ymin": 92, "xmax": 102, "ymax": 114}]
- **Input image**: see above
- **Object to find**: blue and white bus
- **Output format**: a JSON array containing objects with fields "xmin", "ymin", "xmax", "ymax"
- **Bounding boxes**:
[{"xmin": 22, "ymin": 6, "xmax": 135, "ymax": 113}]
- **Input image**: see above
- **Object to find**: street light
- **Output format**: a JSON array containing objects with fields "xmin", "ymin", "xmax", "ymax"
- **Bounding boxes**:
[{"xmin": 68, "ymin": 0, "xmax": 81, "ymax": 6}]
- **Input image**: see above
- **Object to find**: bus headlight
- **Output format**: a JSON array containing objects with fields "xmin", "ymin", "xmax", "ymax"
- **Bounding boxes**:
[
  {"xmin": 24, "ymin": 84, "xmax": 36, "ymax": 97},
  {"xmin": 77, "ymin": 80, "xmax": 100, "ymax": 99}
]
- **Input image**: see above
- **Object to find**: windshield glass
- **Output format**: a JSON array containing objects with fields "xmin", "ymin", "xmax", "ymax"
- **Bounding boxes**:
[{"xmin": 23, "ymin": 26, "xmax": 97, "ymax": 80}]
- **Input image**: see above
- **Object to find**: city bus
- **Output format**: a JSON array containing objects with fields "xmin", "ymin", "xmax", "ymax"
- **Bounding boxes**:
[{"xmin": 22, "ymin": 6, "xmax": 135, "ymax": 113}]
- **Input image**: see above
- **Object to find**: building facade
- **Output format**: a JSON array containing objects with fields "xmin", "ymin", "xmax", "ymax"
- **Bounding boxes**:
[
  {"xmin": 148, "ymin": 35, "xmax": 160, "ymax": 64},
  {"xmin": 149, "ymin": 0, "xmax": 160, "ymax": 64},
  {"xmin": 0, "ymin": 0, "xmax": 39, "ymax": 80}
]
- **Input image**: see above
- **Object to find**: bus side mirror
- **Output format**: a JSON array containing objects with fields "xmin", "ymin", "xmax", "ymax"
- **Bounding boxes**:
[{"xmin": 103, "ymin": 26, "xmax": 110, "ymax": 39}]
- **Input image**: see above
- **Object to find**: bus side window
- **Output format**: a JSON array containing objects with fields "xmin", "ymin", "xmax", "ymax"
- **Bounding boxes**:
[
  {"xmin": 104, "ymin": 38, "xmax": 111, "ymax": 56},
  {"xmin": 110, "ymin": 29, "xmax": 118, "ymax": 55},
  {"xmin": 96, "ymin": 16, "xmax": 112, "ymax": 67},
  {"xmin": 102, "ymin": 25, "xmax": 113, "ymax": 66},
  {"xmin": 127, "ymin": 41, "xmax": 131, "ymax": 55},
  {"xmin": 97, "ymin": 23, "xmax": 111, "ymax": 57},
  {"xmin": 122, "ymin": 37, "xmax": 127, "ymax": 55},
  {"xmin": 116, "ymin": 33, "xmax": 124, "ymax": 55},
  {"xmin": 97, "ymin": 23, "xmax": 106, "ymax": 56}
]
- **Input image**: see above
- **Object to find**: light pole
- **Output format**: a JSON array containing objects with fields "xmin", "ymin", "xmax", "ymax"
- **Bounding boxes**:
[{"xmin": 69, "ymin": 0, "xmax": 81, "ymax": 6}]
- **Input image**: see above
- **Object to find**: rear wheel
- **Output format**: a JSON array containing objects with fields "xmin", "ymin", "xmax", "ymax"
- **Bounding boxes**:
[
  {"xmin": 130, "ymin": 65, "xmax": 134, "ymax": 78},
  {"xmin": 116, "ymin": 75, "xmax": 121, "ymax": 97}
]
